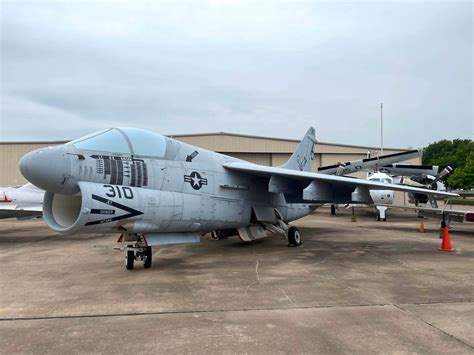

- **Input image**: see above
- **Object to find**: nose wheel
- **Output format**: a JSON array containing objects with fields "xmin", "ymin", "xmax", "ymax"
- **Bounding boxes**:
[
  {"xmin": 143, "ymin": 246, "xmax": 152, "ymax": 268},
  {"xmin": 124, "ymin": 246, "xmax": 153, "ymax": 270},
  {"xmin": 126, "ymin": 250, "xmax": 135, "ymax": 270},
  {"xmin": 117, "ymin": 234, "xmax": 153, "ymax": 270}
]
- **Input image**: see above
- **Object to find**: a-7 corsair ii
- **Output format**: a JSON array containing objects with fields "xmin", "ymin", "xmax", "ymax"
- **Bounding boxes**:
[{"xmin": 19, "ymin": 127, "xmax": 458, "ymax": 270}]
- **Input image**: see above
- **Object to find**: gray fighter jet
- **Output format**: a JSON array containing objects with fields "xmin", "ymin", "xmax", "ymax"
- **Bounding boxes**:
[{"xmin": 19, "ymin": 127, "xmax": 458, "ymax": 270}]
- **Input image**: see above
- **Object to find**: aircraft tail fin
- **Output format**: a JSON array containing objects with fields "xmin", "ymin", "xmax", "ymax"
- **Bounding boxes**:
[{"xmin": 281, "ymin": 127, "xmax": 316, "ymax": 172}]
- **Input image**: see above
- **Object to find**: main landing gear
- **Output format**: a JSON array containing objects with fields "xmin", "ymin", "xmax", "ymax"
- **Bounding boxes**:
[
  {"xmin": 116, "ymin": 234, "xmax": 153, "ymax": 270},
  {"xmin": 264, "ymin": 214, "xmax": 302, "ymax": 247},
  {"xmin": 275, "ymin": 211, "xmax": 302, "ymax": 247},
  {"xmin": 287, "ymin": 226, "xmax": 302, "ymax": 247}
]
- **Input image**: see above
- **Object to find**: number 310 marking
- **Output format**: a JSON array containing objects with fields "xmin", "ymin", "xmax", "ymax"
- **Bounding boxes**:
[{"xmin": 103, "ymin": 185, "xmax": 134, "ymax": 199}]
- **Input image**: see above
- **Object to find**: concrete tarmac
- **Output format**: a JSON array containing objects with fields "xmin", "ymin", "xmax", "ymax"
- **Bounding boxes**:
[{"xmin": 1, "ymin": 208, "xmax": 473, "ymax": 353}]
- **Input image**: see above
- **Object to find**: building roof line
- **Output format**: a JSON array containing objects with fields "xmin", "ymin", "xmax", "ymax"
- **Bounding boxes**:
[
  {"xmin": 168, "ymin": 132, "xmax": 414, "ymax": 151},
  {"xmin": 0, "ymin": 141, "xmax": 69, "ymax": 145}
]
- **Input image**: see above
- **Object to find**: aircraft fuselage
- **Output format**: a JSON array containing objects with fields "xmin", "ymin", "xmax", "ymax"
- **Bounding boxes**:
[{"xmin": 20, "ymin": 129, "xmax": 316, "ymax": 235}]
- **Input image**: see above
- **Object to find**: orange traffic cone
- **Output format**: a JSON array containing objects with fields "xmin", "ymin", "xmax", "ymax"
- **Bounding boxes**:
[
  {"xmin": 439, "ymin": 227, "xmax": 453, "ymax": 252},
  {"xmin": 419, "ymin": 222, "xmax": 425, "ymax": 233}
]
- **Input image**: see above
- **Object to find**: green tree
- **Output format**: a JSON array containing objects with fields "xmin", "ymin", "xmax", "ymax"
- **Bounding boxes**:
[
  {"xmin": 447, "ymin": 151, "xmax": 474, "ymax": 189},
  {"xmin": 422, "ymin": 139, "xmax": 474, "ymax": 189}
]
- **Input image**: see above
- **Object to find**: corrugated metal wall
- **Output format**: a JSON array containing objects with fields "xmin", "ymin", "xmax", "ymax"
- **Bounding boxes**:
[{"xmin": 0, "ymin": 142, "xmax": 61, "ymax": 186}]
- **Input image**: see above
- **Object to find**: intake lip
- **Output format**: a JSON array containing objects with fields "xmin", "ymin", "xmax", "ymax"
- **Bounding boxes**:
[{"xmin": 43, "ymin": 191, "xmax": 84, "ymax": 233}]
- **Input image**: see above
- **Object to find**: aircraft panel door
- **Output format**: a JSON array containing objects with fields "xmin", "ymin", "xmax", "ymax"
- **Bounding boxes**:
[
  {"xmin": 162, "ymin": 166, "xmax": 186, "ymax": 192},
  {"xmin": 200, "ymin": 195, "xmax": 216, "ymax": 222},
  {"xmin": 200, "ymin": 173, "xmax": 215, "ymax": 195},
  {"xmin": 214, "ymin": 198, "xmax": 244, "ymax": 223}
]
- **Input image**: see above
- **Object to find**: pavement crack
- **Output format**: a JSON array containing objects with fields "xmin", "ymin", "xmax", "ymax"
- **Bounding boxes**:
[
  {"xmin": 244, "ymin": 259, "xmax": 262, "ymax": 297},
  {"xmin": 185, "ymin": 282, "xmax": 194, "ymax": 294},
  {"xmin": 302, "ymin": 258, "xmax": 328, "ymax": 273},
  {"xmin": 244, "ymin": 259, "xmax": 297, "ymax": 307},
  {"xmin": 3, "ymin": 301, "xmax": 472, "ymax": 323},
  {"xmin": 275, "ymin": 286, "xmax": 297, "ymax": 307},
  {"xmin": 363, "ymin": 248, "xmax": 441, "ymax": 278},
  {"xmin": 393, "ymin": 304, "xmax": 474, "ymax": 350},
  {"xmin": 255, "ymin": 259, "xmax": 261, "ymax": 283},
  {"xmin": 312, "ymin": 273, "xmax": 392, "ymax": 305}
]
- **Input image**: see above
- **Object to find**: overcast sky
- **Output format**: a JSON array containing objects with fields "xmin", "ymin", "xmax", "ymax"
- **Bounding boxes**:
[{"xmin": 1, "ymin": 1, "xmax": 472, "ymax": 148}]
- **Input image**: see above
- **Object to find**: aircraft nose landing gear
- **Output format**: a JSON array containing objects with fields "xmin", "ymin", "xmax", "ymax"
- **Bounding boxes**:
[
  {"xmin": 143, "ymin": 246, "xmax": 152, "ymax": 268},
  {"xmin": 116, "ymin": 234, "xmax": 153, "ymax": 270},
  {"xmin": 124, "ymin": 245, "xmax": 152, "ymax": 270}
]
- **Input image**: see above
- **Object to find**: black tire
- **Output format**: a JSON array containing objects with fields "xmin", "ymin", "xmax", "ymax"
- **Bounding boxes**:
[
  {"xmin": 126, "ymin": 250, "xmax": 134, "ymax": 270},
  {"xmin": 143, "ymin": 246, "xmax": 152, "ymax": 269},
  {"xmin": 288, "ymin": 226, "xmax": 302, "ymax": 247}
]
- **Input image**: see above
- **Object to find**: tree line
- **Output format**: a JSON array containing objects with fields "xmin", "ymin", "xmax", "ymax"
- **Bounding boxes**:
[{"xmin": 422, "ymin": 139, "xmax": 473, "ymax": 190}]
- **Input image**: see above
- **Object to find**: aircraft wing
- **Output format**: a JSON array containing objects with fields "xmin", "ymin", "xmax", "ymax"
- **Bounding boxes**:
[
  {"xmin": 0, "ymin": 205, "xmax": 43, "ymax": 219},
  {"xmin": 223, "ymin": 162, "xmax": 458, "ymax": 203},
  {"xmin": 317, "ymin": 149, "xmax": 421, "ymax": 175},
  {"xmin": 377, "ymin": 204, "xmax": 474, "ymax": 223}
]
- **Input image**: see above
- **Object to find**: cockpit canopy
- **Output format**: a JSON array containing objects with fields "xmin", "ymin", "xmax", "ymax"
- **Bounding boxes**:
[{"xmin": 68, "ymin": 128, "xmax": 167, "ymax": 157}]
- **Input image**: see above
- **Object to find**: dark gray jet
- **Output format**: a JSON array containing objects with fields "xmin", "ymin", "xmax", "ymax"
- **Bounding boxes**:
[{"xmin": 19, "ymin": 127, "xmax": 457, "ymax": 270}]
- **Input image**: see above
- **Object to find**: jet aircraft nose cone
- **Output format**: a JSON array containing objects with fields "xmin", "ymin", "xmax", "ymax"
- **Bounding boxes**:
[{"xmin": 19, "ymin": 147, "xmax": 71, "ymax": 193}]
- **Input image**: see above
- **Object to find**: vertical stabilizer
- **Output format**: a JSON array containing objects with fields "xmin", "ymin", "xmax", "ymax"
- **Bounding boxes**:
[{"xmin": 281, "ymin": 127, "xmax": 316, "ymax": 172}]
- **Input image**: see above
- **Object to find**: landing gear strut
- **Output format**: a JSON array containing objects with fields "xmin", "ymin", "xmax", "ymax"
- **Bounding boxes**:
[
  {"xmin": 116, "ymin": 234, "xmax": 153, "ymax": 270},
  {"xmin": 263, "ymin": 210, "xmax": 302, "ymax": 248},
  {"xmin": 376, "ymin": 206, "xmax": 387, "ymax": 222}
]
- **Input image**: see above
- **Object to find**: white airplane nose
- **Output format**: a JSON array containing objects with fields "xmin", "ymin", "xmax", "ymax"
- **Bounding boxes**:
[{"xmin": 19, "ymin": 147, "xmax": 71, "ymax": 193}]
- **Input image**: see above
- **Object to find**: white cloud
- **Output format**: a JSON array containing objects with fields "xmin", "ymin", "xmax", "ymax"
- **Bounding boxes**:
[{"xmin": 0, "ymin": 0, "xmax": 472, "ymax": 147}]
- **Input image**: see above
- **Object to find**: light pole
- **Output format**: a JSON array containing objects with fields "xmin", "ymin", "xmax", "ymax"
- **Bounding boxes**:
[{"xmin": 380, "ymin": 103, "xmax": 384, "ymax": 155}]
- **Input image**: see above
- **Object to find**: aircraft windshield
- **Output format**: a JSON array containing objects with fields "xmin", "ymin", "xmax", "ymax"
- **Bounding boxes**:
[
  {"xmin": 70, "ymin": 128, "xmax": 167, "ymax": 157},
  {"xmin": 370, "ymin": 177, "xmax": 393, "ymax": 184},
  {"xmin": 70, "ymin": 129, "xmax": 130, "ymax": 154},
  {"xmin": 117, "ymin": 127, "xmax": 167, "ymax": 157}
]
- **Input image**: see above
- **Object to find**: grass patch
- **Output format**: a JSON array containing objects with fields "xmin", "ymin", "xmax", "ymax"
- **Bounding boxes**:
[{"xmin": 450, "ymin": 198, "xmax": 474, "ymax": 206}]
